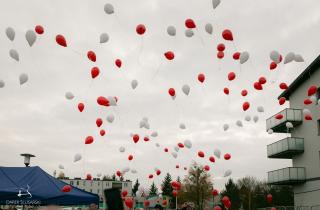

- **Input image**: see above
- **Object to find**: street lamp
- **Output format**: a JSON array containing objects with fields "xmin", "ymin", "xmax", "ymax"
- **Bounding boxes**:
[{"xmin": 20, "ymin": 153, "xmax": 35, "ymax": 167}]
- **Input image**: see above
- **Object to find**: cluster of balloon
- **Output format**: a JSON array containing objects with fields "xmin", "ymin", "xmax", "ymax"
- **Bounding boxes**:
[
  {"xmin": 171, "ymin": 181, "xmax": 181, "ymax": 197},
  {"xmin": 284, "ymin": 52, "xmax": 304, "ymax": 64}
]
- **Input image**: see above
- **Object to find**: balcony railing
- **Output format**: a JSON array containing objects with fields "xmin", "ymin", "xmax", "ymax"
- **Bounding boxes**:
[
  {"xmin": 268, "ymin": 167, "xmax": 306, "ymax": 185},
  {"xmin": 267, "ymin": 137, "xmax": 304, "ymax": 159},
  {"xmin": 266, "ymin": 108, "xmax": 302, "ymax": 133}
]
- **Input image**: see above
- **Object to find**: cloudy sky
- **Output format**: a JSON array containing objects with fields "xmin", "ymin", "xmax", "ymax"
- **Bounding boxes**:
[{"xmin": 0, "ymin": 0, "xmax": 320, "ymax": 191}]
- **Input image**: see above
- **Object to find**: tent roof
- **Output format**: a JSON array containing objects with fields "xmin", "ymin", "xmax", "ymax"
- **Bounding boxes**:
[{"xmin": 0, "ymin": 166, "xmax": 99, "ymax": 205}]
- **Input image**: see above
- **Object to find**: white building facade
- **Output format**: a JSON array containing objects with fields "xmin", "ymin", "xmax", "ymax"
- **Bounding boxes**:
[
  {"xmin": 61, "ymin": 177, "xmax": 132, "ymax": 203},
  {"xmin": 266, "ymin": 55, "xmax": 320, "ymax": 207}
]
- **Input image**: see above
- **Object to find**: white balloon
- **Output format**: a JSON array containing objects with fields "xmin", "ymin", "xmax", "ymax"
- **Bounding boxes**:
[
  {"xmin": 205, "ymin": 23, "xmax": 213, "ymax": 34},
  {"xmin": 184, "ymin": 139, "xmax": 192, "ymax": 149},
  {"xmin": 58, "ymin": 164, "xmax": 64, "ymax": 170},
  {"xmin": 73, "ymin": 153, "xmax": 82, "ymax": 162},
  {"xmin": 19, "ymin": 73, "xmax": 28, "ymax": 85},
  {"xmin": 302, "ymin": 108, "xmax": 311, "ymax": 116},
  {"xmin": 267, "ymin": 129, "xmax": 273, "ymax": 134},
  {"xmin": 286, "ymin": 122, "xmax": 293, "ymax": 129},
  {"xmin": 236, "ymin": 120, "xmax": 243, "ymax": 127},
  {"xmin": 97, "ymin": 173, "xmax": 102, "ymax": 178},
  {"xmin": 182, "ymin": 84, "xmax": 190, "ymax": 95},
  {"xmin": 6, "ymin": 27, "xmax": 15, "ymax": 41},
  {"xmin": 65, "ymin": 92, "xmax": 74, "ymax": 100},
  {"xmin": 223, "ymin": 169, "xmax": 232, "ymax": 177},
  {"xmin": 223, "ymin": 124, "xmax": 229, "ymax": 131},
  {"xmin": 214, "ymin": 149, "xmax": 221, "ymax": 158},
  {"xmin": 100, "ymin": 33, "xmax": 109, "ymax": 43},
  {"xmin": 174, "ymin": 146, "xmax": 180, "ymax": 152},
  {"xmin": 167, "ymin": 26, "xmax": 176, "ymax": 36},
  {"xmin": 240, "ymin": 51, "xmax": 249, "ymax": 64},
  {"xmin": 106, "ymin": 114, "xmax": 115, "ymax": 123},
  {"xmin": 179, "ymin": 123, "xmax": 186, "ymax": 129},
  {"xmin": 122, "ymin": 167, "xmax": 130, "ymax": 173},
  {"xmin": 155, "ymin": 143, "xmax": 160, "ymax": 147},
  {"xmin": 131, "ymin": 79, "xmax": 138, "ymax": 89},
  {"xmin": 9, "ymin": 49, "xmax": 19, "ymax": 61},
  {"xmin": 131, "ymin": 169, "xmax": 137, "ymax": 174},
  {"xmin": 244, "ymin": 115, "xmax": 251, "ymax": 122},
  {"xmin": 0, "ymin": 80, "xmax": 5, "ymax": 88},
  {"xmin": 185, "ymin": 29, "xmax": 194, "ymax": 38},
  {"xmin": 151, "ymin": 131, "xmax": 158, "ymax": 137},
  {"xmin": 294, "ymin": 54, "xmax": 304, "ymax": 62},
  {"xmin": 310, "ymin": 96, "xmax": 317, "ymax": 104},
  {"xmin": 257, "ymin": 106, "xmax": 264, "ymax": 113},
  {"xmin": 212, "ymin": 0, "xmax": 221, "ymax": 9},
  {"xmin": 104, "ymin": 3, "xmax": 114, "ymax": 14},
  {"xmin": 119, "ymin": 146, "xmax": 125, "ymax": 153},
  {"xmin": 107, "ymin": 96, "xmax": 117, "ymax": 106},
  {"xmin": 138, "ymin": 186, "xmax": 144, "ymax": 193},
  {"xmin": 284, "ymin": 52, "xmax": 295, "ymax": 64},
  {"xmin": 25, "ymin": 30, "xmax": 36, "ymax": 47},
  {"xmin": 253, "ymin": 115, "xmax": 259, "ymax": 123},
  {"xmin": 270, "ymin": 50, "xmax": 281, "ymax": 64},
  {"xmin": 171, "ymin": 152, "xmax": 178, "ymax": 159}
]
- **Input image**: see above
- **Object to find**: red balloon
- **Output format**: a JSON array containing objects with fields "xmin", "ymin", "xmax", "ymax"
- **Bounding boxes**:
[
  {"xmin": 148, "ymin": 174, "xmax": 154, "ymax": 179},
  {"xmin": 85, "ymin": 136, "xmax": 94, "ymax": 144},
  {"xmin": 279, "ymin": 82, "xmax": 288, "ymax": 90},
  {"xmin": 124, "ymin": 198, "xmax": 134, "ymax": 208},
  {"xmin": 185, "ymin": 19, "xmax": 196, "ymax": 28},
  {"xmin": 116, "ymin": 171, "xmax": 122, "ymax": 177},
  {"xmin": 223, "ymin": 87, "xmax": 230, "ymax": 95},
  {"xmin": 35, "ymin": 25, "xmax": 44, "ymax": 34},
  {"xmin": 233, "ymin": 52, "xmax": 240, "ymax": 60},
  {"xmin": 305, "ymin": 114, "xmax": 312, "ymax": 121},
  {"xmin": 222, "ymin": 29, "xmax": 233, "ymax": 41},
  {"xmin": 259, "ymin": 76, "xmax": 267, "ymax": 85},
  {"xmin": 164, "ymin": 148, "xmax": 169, "ymax": 152},
  {"xmin": 275, "ymin": 114, "xmax": 283, "ymax": 120},
  {"xmin": 217, "ymin": 51, "xmax": 224, "ymax": 59},
  {"xmin": 308, "ymin": 85, "xmax": 318, "ymax": 96},
  {"xmin": 198, "ymin": 73, "xmax": 205, "ymax": 83},
  {"xmin": 128, "ymin": 155, "xmax": 133, "ymax": 161},
  {"xmin": 171, "ymin": 181, "xmax": 181, "ymax": 190},
  {"xmin": 164, "ymin": 51, "xmax": 175, "ymax": 60},
  {"xmin": 97, "ymin": 96, "xmax": 110, "ymax": 106},
  {"xmin": 304, "ymin": 98, "xmax": 312, "ymax": 105},
  {"xmin": 56, "ymin": 34, "xmax": 67, "ymax": 47},
  {"xmin": 144, "ymin": 136, "xmax": 150, "ymax": 142},
  {"xmin": 279, "ymin": 97, "xmax": 286, "ymax": 105},
  {"xmin": 184, "ymin": 167, "xmax": 187, "ymax": 170},
  {"xmin": 198, "ymin": 151, "xmax": 205, "ymax": 158},
  {"xmin": 115, "ymin": 59, "xmax": 122, "ymax": 68},
  {"xmin": 96, "ymin": 118, "xmax": 103, "ymax": 127},
  {"xmin": 178, "ymin": 143, "xmax": 184, "ymax": 148},
  {"xmin": 204, "ymin": 165, "xmax": 210, "ymax": 171},
  {"xmin": 168, "ymin": 88, "xmax": 176, "ymax": 97},
  {"xmin": 172, "ymin": 190, "xmax": 178, "ymax": 197},
  {"xmin": 87, "ymin": 51, "xmax": 96, "ymax": 62},
  {"xmin": 136, "ymin": 24, "xmax": 146, "ymax": 35},
  {"xmin": 78, "ymin": 103, "xmax": 85, "ymax": 112},
  {"xmin": 212, "ymin": 189, "xmax": 218, "ymax": 196},
  {"xmin": 91, "ymin": 67, "xmax": 100, "ymax": 79},
  {"xmin": 228, "ymin": 72, "xmax": 236, "ymax": 81},
  {"xmin": 121, "ymin": 190, "xmax": 128, "ymax": 197},
  {"xmin": 222, "ymin": 196, "xmax": 230, "ymax": 205},
  {"xmin": 144, "ymin": 200, "xmax": 150, "ymax": 207},
  {"xmin": 225, "ymin": 200, "xmax": 231, "ymax": 209},
  {"xmin": 162, "ymin": 200, "xmax": 168, "ymax": 206},
  {"xmin": 100, "ymin": 129, "xmax": 106, "ymax": 136},
  {"xmin": 270, "ymin": 62, "xmax": 277, "ymax": 70},
  {"xmin": 209, "ymin": 156, "xmax": 215, "ymax": 163},
  {"xmin": 241, "ymin": 90, "xmax": 248, "ymax": 97},
  {"xmin": 62, "ymin": 185, "xmax": 72, "ymax": 193},
  {"xmin": 176, "ymin": 165, "xmax": 179, "ymax": 169},
  {"xmin": 254, "ymin": 82, "xmax": 263, "ymax": 90},
  {"xmin": 133, "ymin": 134, "xmax": 139, "ymax": 143},
  {"xmin": 242, "ymin": 102, "xmax": 250, "ymax": 111},
  {"xmin": 86, "ymin": 174, "xmax": 92, "ymax": 180},
  {"xmin": 214, "ymin": 206, "xmax": 221, "ymax": 210},
  {"xmin": 156, "ymin": 170, "xmax": 161, "ymax": 176},
  {"xmin": 267, "ymin": 194, "xmax": 273, "ymax": 203},
  {"xmin": 224, "ymin": 153, "xmax": 231, "ymax": 160},
  {"xmin": 217, "ymin": 43, "xmax": 225, "ymax": 51},
  {"xmin": 271, "ymin": 207, "xmax": 276, "ymax": 210}
]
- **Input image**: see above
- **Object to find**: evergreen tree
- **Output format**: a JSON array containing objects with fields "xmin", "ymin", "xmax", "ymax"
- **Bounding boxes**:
[
  {"xmin": 132, "ymin": 179, "xmax": 140, "ymax": 196},
  {"xmin": 149, "ymin": 182, "xmax": 158, "ymax": 197},
  {"xmin": 221, "ymin": 179, "xmax": 241, "ymax": 210},
  {"xmin": 161, "ymin": 173, "xmax": 173, "ymax": 197}
]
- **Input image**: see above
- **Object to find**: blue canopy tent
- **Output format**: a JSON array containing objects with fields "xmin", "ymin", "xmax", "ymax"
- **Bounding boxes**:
[{"xmin": 0, "ymin": 166, "xmax": 99, "ymax": 205}]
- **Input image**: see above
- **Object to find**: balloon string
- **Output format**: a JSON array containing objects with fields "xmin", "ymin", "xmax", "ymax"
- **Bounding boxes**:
[
  {"xmin": 151, "ymin": 60, "xmax": 164, "ymax": 81},
  {"xmin": 137, "ymin": 38, "xmax": 145, "ymax": 68},
  {"xmin": 196, "ymin": 28, "xmax": 205, "ymax": 48}
]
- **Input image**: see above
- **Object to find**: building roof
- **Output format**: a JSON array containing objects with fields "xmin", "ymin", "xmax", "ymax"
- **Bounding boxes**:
[{"xmin": 278, "ymin": 54, "xmax": 320, "ymax": 99}]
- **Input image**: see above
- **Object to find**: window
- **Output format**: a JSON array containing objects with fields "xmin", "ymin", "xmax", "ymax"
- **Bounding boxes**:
[
  {"xmin": 98, "ymin": 182, "xmax": 100, "ymax": 186},
  {"xmin": 76, "ymin": 181, "xmax": 79, "ymax": 186},
  {"xmin": 90, "ymin": 189, "xmax": 92, "ymax": 193},
  {"xmin": 70, "ymin": 181, "xmax": 74, "ymax": 186}
]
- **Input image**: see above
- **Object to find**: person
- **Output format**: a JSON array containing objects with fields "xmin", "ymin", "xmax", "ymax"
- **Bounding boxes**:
[{"xmin": 89, "ymin": 204, "xmax": 99, "ymax": 210}]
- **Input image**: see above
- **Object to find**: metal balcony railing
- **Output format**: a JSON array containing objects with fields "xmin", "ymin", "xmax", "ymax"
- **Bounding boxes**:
[
  {"xmin": 267, "ymin": 137, "xmax": 304, "ymax": 159},
  {"xmin": 266, "ymin": 108, "xmax": 303, "ymax": 133},
  {"xmin": 268, "ymin": 167, "xmax": 306, "ymax": 185}
]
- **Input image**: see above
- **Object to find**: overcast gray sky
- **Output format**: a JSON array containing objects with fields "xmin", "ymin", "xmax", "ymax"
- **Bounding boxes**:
[{"xmin": 0, "ymin": 0, "xmax": 320, "ymax": 190}]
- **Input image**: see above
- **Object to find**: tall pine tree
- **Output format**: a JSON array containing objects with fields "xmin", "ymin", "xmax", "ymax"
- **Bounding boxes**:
[
  {"xmin": 132, "ymin": 179, "xmax": 140, "ymax": 196},
  {"xmin": 161, "ymin": 173, "xmax": 173, "ymax": 197},
  {"xmin": 149, "ymin": 182, "xmax": 158, "ymax": 197},
  {"xmin": 221, "ymin": 178, "xmax": 241, "ymax": 210}
]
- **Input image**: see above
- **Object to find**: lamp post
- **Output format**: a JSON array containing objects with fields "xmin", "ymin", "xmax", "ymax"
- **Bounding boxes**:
[{"xmin": 20, "ymin": 153, "xmax": 35, "ymax": 167}]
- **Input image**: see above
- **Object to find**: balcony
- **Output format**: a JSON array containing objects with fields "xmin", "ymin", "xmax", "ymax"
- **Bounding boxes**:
[
  {"xmin": 267, "ymin": 137, "xmax": 304, "ymax": 159},
  {"xmin": 268, "ymin": 167, "xmax": 306, "ymax": 185},
  {"xmin": 266, "ymin": 108, "xmax": 302, "ymax": 133}
]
